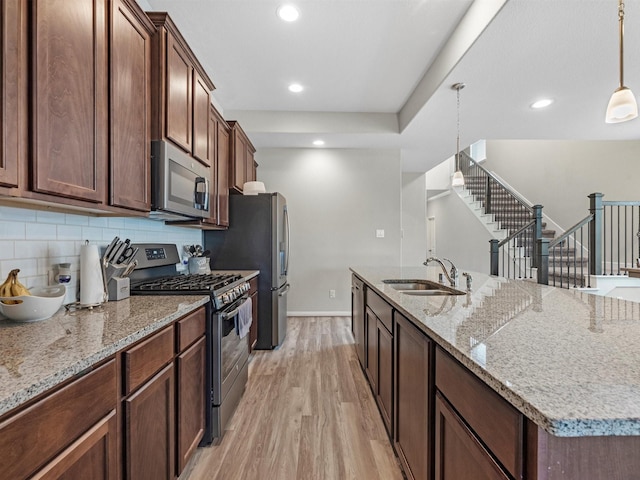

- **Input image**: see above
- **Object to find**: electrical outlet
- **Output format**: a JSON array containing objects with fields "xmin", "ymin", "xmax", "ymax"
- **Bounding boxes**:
[
  {"xmin": 47, "ymin": 270, "xmax": 55, "ymax": 285},
  {"xmin": 329, "ymin": 289, "xmax": 336, "ymax": 298}
]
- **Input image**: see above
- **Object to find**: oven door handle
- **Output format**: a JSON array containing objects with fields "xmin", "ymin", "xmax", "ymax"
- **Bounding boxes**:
[{"xmin": 220, "ymin": 296, "xmax": 248, "ymax": 320}]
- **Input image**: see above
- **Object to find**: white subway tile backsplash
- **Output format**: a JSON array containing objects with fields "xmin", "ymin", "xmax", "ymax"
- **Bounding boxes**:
[
  {"xmin": 0, "ymin": 221, "xmax": 25, "ymax": 240},
  {"xmin": 65, "ymin": 213, "xmax": 90, "ymax": 226},
  {"xmin": 25, "ymin": 223, "xmax": 57, "ymax": 240},
  {"xmin": 0, "ymin": 205, "xmax": 201, "ymax": 308},
  {"xmin": 57, "ymin": 225, "xmax": 83, "ymax": 240}
]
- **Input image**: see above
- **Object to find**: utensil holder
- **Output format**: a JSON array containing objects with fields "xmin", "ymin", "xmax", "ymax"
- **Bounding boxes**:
[{"xmin": 188, "ymin": 257, "xmax": 210, "ymax": 274}]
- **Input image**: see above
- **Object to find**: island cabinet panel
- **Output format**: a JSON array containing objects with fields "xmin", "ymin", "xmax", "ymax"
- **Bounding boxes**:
[
  {"xmin": 0, "ymin": 359, "xmax": 117, "ymax": 480},
  {"xmin": 351, "ymin": 274, "xmax": 365, "ymax": 368},
  {"xmin": 526, "ymin": 420, "xmax": 640, "ymax": 480},
  {"xmin": 435, "ymin": 347, "xmax": 523, "ymax": 479},
  {"xmin": 0, "ymin": 0, "xmax": 25, "ymax": 191},
  {"xmin": 109, "ymin": 0, "xmax": 153, "ymax": 212},
  {"xmin": 394, "ymin": 311, "xmax": 432, "ymax": 480},
  {"xmin": 125, "ymin": 363, "xmax": 175, "ymax": 480},
  {"xmin": 31, "ymin": 0, "xmax": 108, "ymax": 203},
  {"xmin": 365, "ymin": 306, "xmax": 378, "ymax": 390},
  {"xmin": 434, "ymin": 392, "xmax": 510, "ymax": 480}
]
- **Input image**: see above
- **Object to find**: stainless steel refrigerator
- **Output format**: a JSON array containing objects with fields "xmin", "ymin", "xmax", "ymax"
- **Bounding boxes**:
[{"xmin": 204, "ymin": 192, "xmax": 290, "ymax": 349}]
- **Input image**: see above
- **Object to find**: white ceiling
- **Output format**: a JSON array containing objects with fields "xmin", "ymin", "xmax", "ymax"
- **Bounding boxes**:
[{"xmin": 142, "ymin": 0, "xmax": 640, "ymax": 172}]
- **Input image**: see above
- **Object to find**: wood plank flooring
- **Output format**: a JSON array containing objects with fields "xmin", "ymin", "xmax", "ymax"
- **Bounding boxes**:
[{"xmin": 180, "ymin": 316, "xmax": 404, "ymax": 480}]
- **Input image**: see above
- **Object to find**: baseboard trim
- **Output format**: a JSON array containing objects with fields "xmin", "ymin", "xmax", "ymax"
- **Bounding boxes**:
[{"xmin": 288, "ymin": 311, "xmax": 351, "ymax": 317}]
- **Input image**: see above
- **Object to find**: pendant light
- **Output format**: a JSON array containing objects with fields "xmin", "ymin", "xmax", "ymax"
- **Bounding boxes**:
[
  {"xmin": 605, "ymin": 0, "xmax": 638, "ymax": 123},
  {"xmin": 451, "ymin": 82, "xmax": 466, "ymax": 187}
]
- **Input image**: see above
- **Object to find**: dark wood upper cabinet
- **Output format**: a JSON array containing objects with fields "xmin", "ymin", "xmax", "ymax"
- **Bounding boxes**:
[
  {"xmin": 227, "ymin": 120, "xmax": 255, "ymax": 193},
  {"xmin": 192, "ymin": 72, "xmax": 211, "ymax": 165},
  {"xmin": 216, "ymin": 118, "xmax": 230, "ymax": 226},
  {"xmin": 148, "ymin": 12, "xmax": 214, "ymax": 162},
  {"xmin": 109, "ymin": 0, "xmax": 154, "ymax": 212},
  {"xmin": 0, "ymin": 0, "xmax": 25, "ymax": 191},
  {"xmin": 31, "ymin": 0, "xmax": 108, "ymax": 203},
  {"xmin": 204, "ymin": 104, "xmax": 219, "ymax": 225}
]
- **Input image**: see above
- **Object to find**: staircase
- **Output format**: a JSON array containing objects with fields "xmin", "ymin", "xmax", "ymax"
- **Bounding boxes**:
[{"xmin": 457, "ymin": 152, "xmax": 589, "ymax": 286}]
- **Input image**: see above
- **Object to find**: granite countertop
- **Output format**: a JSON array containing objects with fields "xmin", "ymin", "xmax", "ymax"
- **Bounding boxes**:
[
  {"xmin": 351, "ymin": 266, "xmax": 640, "ymax": 437},
  {"xmin": 0, "ymin": 295, "xmax": 209, "ymax": 417}
]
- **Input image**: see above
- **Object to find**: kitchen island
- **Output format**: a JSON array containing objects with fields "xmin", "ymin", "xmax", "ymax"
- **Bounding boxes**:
[{"xmin": 351, "ymin": 266, "xmax": 640, "ymax": 480}]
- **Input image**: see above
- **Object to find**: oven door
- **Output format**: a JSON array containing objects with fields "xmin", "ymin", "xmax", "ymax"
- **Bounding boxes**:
[{"xmin": 212, "ymin": 296, "xmax": 250, "ymax": 405}]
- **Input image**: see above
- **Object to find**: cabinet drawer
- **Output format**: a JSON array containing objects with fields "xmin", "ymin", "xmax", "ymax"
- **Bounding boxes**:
[
  {"xmin": 124, "ymin": 325, "xmax": 174, "ymax": 394},
  {"xmin": 367, "ymin": 289, "xmax": 393, "ymax": 332},
  {"xmin": 0, "ymin": 359, "xmax": 117, "ymax": 479},
  {"xmin": 176, "ymin": 307, "xmax": 206, "ymax": 352},
  {"xmin": 435, "ymin": 347, "xmax": 522, "ymax": 479}
]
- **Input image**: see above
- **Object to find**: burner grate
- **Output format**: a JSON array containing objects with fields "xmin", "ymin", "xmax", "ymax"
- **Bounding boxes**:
[{"xmin": 131, "ymin": 273, "xmax": 242, "ymax": 293}]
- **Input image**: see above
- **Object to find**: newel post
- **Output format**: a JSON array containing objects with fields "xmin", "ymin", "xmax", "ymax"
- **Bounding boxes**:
[
  {"xmin": 589, "ymin": 193, "xmax": 604, "ymax": 276},
  {"xmin": 536, "ymin": 238, "xmax": 549, "ymax": 285},
  {"xmin": 490, "ymin": 239, "xmax": 499, "ymax": 276},
  {"xmin": 532, "ymin": 205, "xmax": 543, "ymax": 268}
]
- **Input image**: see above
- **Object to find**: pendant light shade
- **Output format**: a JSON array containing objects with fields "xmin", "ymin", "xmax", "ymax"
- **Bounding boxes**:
[
  {"xmin": 606, "ymin": 86, "xmax": 638, "ymax": 123},
  {"xmin": 605, "ymin": 0, "xmax": 637, "ymax": 123},
  {"xmin": 452, "ymin": 83, "xmax": 465, "ymax": 187}
]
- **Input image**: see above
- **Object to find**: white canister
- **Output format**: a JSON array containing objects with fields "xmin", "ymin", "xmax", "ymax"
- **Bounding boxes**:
[{"xmin": 188, "ymin": 257, "xmax": 210, "ymax": 275}]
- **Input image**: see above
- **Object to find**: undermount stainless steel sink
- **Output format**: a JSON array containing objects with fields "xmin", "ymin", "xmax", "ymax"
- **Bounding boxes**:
[{"xmin": 382, "ymin": 279, "xmax": 466, "ymax": 296}]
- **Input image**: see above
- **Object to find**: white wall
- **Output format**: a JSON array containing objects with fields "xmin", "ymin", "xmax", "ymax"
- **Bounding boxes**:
[
  {"xmin": 0, "ymin": 206, "xmax": 201, "ymax": 305},
  {"xmin": 426, "ymin": 191, "xmax": 493, "ymax": 274},
  {"xmin": 401, "ymin": 173, "xmax": 427, "ymax": 267},
  {"xmin": 484, "ymin": 140, "xmax": 640, "ymax": 230},
  {"xmin": 255, "ymin": 148, "xmax": 402, "ymax": 314}
]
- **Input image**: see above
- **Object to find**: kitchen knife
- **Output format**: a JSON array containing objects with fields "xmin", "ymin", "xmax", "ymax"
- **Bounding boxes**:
[
  {"xmin": 103, "ymin": 236, "xmax": 120, "ymax": 262},
  {"xmin": 109, "ymin": 241, "xmax": 127, "ymax": 265}
]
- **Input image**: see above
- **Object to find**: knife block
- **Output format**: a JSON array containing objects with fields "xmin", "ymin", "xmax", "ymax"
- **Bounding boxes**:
[{"xmin": 108, "ymin": 276, "xmax": 130, "ymax": 301}]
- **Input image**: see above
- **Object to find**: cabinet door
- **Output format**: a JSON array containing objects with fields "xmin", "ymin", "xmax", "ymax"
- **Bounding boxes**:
[
  {"xmin": 32, "ymin": 411, "xmax": 118, "ymax": 480},
  {"xmin": 176, "ymin": 336, "xmax": 206, "ymax": 474},
  {"xmin": 365, "ymin": 307, "xmax": 378, "ymax": 391},
  {"xmin": 165, "ymin": 31, "xmax": 192, "ymax": 152},
  {"xmin": 125, "ymin": 363, "xmax": 175, "ymax": 480},
  {"xmin": 192, "ymin": 72, "xmax": 210, "ymax": 165},
  {"xmin": 231, "ymin": 129, "xmax": 246, "ymax": 191},
  {"xmin": 32, "ymin": 0, "xmax": 108, "ymax": 203},
  {"xmin": 245, "ymin": 145, "xmax": 255, "ymax": 182},
  {"xmin": 395, "ymin": 312, "xmax": 431, "ymax": 480},
  {"xmin": 351, "ymin": 276, "xmax": 365, "ymax": 368},
  {"xmin": 204, "ymin": 106, "xmax": 218, "ymax": 224},
  {"xmin": 217, "ymin": 121, "xmax": 230, "ymax": 226},
  {"xmin": 110, "ymin": 0, "xmax": 151, "ymax": 211},
  {"xmin": 435, "ymin": 393, "xmax": 509, "ymax": 480},
  {"xmin": 376, "ymin": 319, "xmax": 393, "ymax": 436},
  {"xmin": 0, "ymin": 0, "xmax": 24, "ymax": 189}
]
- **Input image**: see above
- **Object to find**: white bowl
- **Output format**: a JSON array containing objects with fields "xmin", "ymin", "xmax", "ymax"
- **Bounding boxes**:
[{"xmin": 0, "ymin": 285, "xmax": 66, "ymax": 322}]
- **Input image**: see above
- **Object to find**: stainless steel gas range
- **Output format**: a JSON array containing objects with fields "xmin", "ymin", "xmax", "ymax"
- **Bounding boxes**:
[{"xmin": 128, "ymin": 243, "xmax": 252, "ymax": 444}]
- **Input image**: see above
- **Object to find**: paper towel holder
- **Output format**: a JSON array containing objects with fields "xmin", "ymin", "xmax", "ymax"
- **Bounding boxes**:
[{"xmin": 65, "ymin": 240, "xmax": 108, "ymax": 311}]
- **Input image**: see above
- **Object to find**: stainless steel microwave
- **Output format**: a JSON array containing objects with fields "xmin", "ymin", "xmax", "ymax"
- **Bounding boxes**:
[{"xmin": 150, "ymin": 140, "xmax": 210, "ymax": 220}]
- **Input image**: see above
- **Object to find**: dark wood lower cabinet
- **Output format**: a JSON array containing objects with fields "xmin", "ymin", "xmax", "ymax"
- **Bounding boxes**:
[
  {"xmin": 365, "ymin": 306, "xmax": 378, "ymax": 391},
  {"xmin": 394, "ymin": 312, "xmax": 431, "ymax": 480},
  {"xmin": 32, "ymin": 410, "xmax": 118, "ymax": 480},
  {"xmin": 176, "ymin": 336, "xmax": 206, "ymax": 473},
  {"xmin": 434, "ymin": 392, "xmax": 510, "ymax": 480},
  {"xmin": 351, "ymin": 275, "xmax": 365, "ymax": 368},
  {"xmin": 125, "ymin": 363, "xmax": 175, "ymax": 480},
  {"xmin": 376, "ymin": 318, "xmax": 393, "ymax": 435}
]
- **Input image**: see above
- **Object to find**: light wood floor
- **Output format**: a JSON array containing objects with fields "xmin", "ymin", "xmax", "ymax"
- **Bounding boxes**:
[{"xmin": 180, "ymin": 316, "xmax": 404, "ymax": 480}]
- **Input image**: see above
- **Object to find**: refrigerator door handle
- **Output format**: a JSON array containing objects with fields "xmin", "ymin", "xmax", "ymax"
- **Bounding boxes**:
[
  {"xmin": 278, "ymin": 283, "xmax": 290, "ymax": 297},
  {"xmin": 283, "ymin": 206, "xmax": 290, "ymax": 276}
]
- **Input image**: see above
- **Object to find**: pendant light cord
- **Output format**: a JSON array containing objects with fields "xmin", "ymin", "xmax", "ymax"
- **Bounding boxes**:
[
  {"xmin": 456, "ymin": 85, "xmax": 461, "ymax": 170},
  {"xmin": 619, "ymin": 0, "xmax": 625, "ymax": 88}
]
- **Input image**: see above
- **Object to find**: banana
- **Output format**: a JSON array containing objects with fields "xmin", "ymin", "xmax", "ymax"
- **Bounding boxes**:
[
  {"xmin": 0, "ymin": 270, "xmax": 16, "ymax": 305},
  {"xmin": 0, "ymin": 269, "xmax": 30, "ymax": 305},
  {"xmin": 10, "ymin": 270, "xmax": 31, "ymax": 297}
]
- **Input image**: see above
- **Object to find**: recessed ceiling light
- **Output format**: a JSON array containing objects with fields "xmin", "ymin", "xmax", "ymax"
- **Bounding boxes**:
[
  {"xmin": 288, "ymin": 83, "xmax": 304, "ymax": 93},
  {"xmin": 277, "ymin": 5, "xmax": 299, "ymax": 22},
  {"xmin": 313, "ymin": 140, "xmax": 325, "ymax": 146},
  {"xmin": 530, "ymin": 98, "xmax": 554, "ymax": 109}
]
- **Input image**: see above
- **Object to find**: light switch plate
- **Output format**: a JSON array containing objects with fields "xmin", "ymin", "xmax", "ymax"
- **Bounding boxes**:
[{"xmin": 376, "ymin": 229, "xmax": 385, "ymax": 238}]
